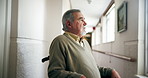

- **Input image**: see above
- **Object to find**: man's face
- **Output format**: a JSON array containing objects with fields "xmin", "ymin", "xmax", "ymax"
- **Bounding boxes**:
[{"xmin": 67, "ymin": 12, "xmax": 87, "ymax": 37}]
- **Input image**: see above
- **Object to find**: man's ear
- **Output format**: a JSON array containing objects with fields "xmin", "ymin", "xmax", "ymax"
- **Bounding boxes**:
[{"xmin": 66, "ymin": 21, "xmax": 71, "ymax": 27}]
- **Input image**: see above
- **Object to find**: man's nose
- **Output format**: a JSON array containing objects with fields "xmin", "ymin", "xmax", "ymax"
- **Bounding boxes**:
[{"xmin": 83, "ymin": 21, "xmax": 87, "ymax": 26}]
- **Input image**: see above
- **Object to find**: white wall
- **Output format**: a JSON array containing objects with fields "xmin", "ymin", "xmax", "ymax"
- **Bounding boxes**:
[
  {"xmin": 0, "ymin": 0, "xmax": 7, "ymax": 78},
  {"xmin": 92, "ymin": 0, "xmax": 139, "ymax": 78},
  {"xmin": 44, "ymin": 0, "xmax": 63, "ymax": 43},
  {"xmin": 62, "ymin": 0, "xmax": 71, "ymax": 14},
  {"xmin": 9, "ymin": 0, "xmax": 66, "ymax": 78}
]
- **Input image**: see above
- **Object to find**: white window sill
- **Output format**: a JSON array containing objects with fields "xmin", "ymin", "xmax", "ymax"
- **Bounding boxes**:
[{"xmin": 135, "ymin": 75, "xmax": 148, "ymax": 78}]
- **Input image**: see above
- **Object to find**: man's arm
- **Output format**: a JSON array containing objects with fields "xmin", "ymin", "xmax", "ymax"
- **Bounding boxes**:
[{"xmin": 111, "ymin": 69, "xmax": 121, "ymax": 78}]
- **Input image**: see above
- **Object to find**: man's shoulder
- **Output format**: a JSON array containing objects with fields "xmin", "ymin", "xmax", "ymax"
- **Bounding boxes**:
[
  {"xmin": 52, "ymin": 34, "xmax": 68, "ymax": 42},
  {"xmin": 54, "ymin": 34, "xmax": 66, "ymax": 40},
  {"xmin": 51, "ymin": 34, "xmax": 69, "ymax": 46}
]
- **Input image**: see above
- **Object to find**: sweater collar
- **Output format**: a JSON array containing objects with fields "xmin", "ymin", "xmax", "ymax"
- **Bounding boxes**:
[{"xmin": 64, "ymin": 32, "xmax": 81, "ymax": 42}]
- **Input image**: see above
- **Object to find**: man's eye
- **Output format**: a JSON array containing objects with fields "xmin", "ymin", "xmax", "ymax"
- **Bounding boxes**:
[{"xmin": 80, "ymin": 19, "xmax": 83, "ymax": 21}]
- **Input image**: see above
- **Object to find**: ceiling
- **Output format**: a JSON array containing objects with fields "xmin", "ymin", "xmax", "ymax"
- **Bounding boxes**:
[{"xmin": 70, "ymin": 0, "xmax": 112, "ymax": 28}]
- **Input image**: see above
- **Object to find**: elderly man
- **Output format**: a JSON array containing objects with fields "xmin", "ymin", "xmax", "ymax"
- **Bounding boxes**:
[{"xmin": 48, "ymin": 9, "xmax": 121, "ymax": 78}]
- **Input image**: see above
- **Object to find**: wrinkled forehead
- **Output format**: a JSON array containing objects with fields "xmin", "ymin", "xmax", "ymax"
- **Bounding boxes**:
[{"xmin": 72, "ymin": 12, "xmax": 85, "ymax": 19}]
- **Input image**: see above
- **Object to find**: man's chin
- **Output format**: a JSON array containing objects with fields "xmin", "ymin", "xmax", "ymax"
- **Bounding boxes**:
[{"xmin": 81, "ymin": 31, "xmax": 86, "ymax": 36}]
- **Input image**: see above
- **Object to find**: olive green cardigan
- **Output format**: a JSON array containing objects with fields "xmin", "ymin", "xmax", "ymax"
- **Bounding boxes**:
[{"xmin": 48, "ymin": 33, "xmax": 112, "ymax": 78}]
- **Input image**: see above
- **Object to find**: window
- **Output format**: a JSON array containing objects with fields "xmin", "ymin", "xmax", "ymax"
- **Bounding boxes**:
[
  {"xmin": 102, "ymin": 4, "xmax": 115, "ymax": 43},
  {"xmin": 92, "ymin": 26, "xmax": 101, "ymax": 46}
]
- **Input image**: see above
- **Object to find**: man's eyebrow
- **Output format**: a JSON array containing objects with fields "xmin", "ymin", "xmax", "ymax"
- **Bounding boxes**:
[{"xmin": 78, "ymin": 17, "xmax": 85, "ymax": 20}]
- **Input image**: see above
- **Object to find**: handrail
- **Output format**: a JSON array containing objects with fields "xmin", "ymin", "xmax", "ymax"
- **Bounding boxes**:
[{"xmin": 92, "ymin": 49, "xmax": 136, "ymax": 62}]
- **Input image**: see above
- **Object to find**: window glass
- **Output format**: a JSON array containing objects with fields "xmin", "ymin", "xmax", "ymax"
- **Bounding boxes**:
[{"xmin": 102, "ymin": 4, "xmax": 115, "ymax": 43}]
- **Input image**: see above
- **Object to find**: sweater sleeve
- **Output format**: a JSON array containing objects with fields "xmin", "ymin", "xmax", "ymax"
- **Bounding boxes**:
[
  {"xmin": 48, "ymin": 36, "xmax": 83, "ymax": 78},
  {"xmin": 97, "ymin": 66, "xmax": 113, "ymax": 78}
]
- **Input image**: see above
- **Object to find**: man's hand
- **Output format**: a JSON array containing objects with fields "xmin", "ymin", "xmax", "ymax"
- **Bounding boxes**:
[
  {"xmin": 80, "ymin": 75, "xmax": 86, "ymax": 78},
  {"xmin": 111, "ymin": 69, "xmax": 121, "ymax": 78}
]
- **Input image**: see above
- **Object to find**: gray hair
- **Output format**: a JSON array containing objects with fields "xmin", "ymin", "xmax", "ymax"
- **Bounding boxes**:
[{"xmin": 62, "ymin": 9, "xmax": 81, "ymax": 31}]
